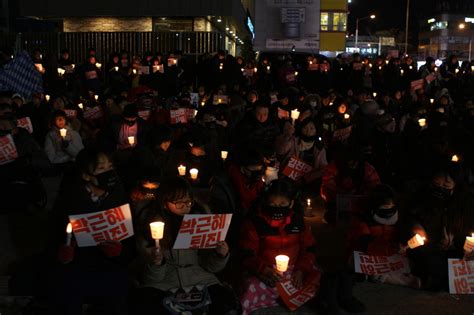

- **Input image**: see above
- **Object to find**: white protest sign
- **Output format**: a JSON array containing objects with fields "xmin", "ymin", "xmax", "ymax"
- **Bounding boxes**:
[
  {"xmin": 173, "ymin": 214, "xmax": 232, "ymax": 249},
  {"xmin": 354, "ymin": 251, "xmax": 410, "ymax": 275},
  {"xmin": 68, "ymin": 204, "xmax": 134, "ymax": 247},
  {"xmin": 448, "ymin": 259, "xmax": 474, "ymax": 294}
]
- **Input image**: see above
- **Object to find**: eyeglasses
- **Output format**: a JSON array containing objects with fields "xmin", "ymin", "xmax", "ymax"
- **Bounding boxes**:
[{"xmin": 171, "ymin": 199, "xmax": 194, "ymax": 209}]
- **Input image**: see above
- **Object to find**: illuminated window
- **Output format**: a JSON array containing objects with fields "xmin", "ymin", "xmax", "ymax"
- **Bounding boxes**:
[{"xmin": 321, "ymin": 12, "xmax": 347, "ymax": 32}]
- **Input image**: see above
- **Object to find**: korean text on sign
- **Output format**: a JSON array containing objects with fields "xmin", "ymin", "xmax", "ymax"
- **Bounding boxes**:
[
  {"xmin": 173, "ymin": 214, "xmax": 233, "ymax": 249},
  {"xmin": 68, "ymin": 204, "xmax": 134, "ymax": 247},
  {"xmin": 276, "ymin": 272, "xmax": 319, "ymax": 311},
  {"xmin": 353, "ymin": 251, "xmax": 410, "ymax": 275},
  {"xmin": 448, "ymin": 259, "xmax": 474, "ymax": 294},
  {"xmin": 282, "ymin": 156, "xmax": 312, "ymax": 181},
  {"xmin": 0, "ymin": 134, "xmax": 19, "ymax": 165}
]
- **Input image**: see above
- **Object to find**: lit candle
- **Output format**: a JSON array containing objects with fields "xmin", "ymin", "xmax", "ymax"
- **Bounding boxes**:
[
  {"xmin": 254, "ymin": 67, "xmax": 258, "ymax": 73},
  {"xmin": 241, "ymin": 68, "xmax": 244, "ymax": 72},
  {"xmin": 45, "ymin": 94, "xmax": 50, "ymax": 102},
  {"xmin": 385, "ymin": 60, "xmax": 389, "ymax": 64},
  {"xmin": 294, "ymin": 71, "xmax": 299, "ymax": 76},
  {"xmin": 430, "ymin": 98, "xmax": 434, "ymax": 104},
  {"xmin": 221, "ymin": 151, "xmax": 228, "ymax": 161},
  {"xmin": 369, "ymin": 63, "xmax": 373, "ymax": 68},
  {"xmin": 309, "ymin": 60, "xmax": 313, "ymax": 65},
  {"xmin": 149, "ymin": 221, "xmax": 165, "ymax": 248},
  {"xmin": 408, "ymin": 234, "xmax": 425, "ymax": 249},
  {"xmin": 201, "ymin": 101, "xmax": 206, "ymax": 106},
  {"xmin": 400, "ymin": 69, "xmax": 404, "ymax": 75},
  {"xmin": 190, "ymin": 168, "xmax": 199, "ymax": 180},
  {"xmin": 275, "ymin": 255, "xmax": 290, "ymax": 273},
  {"xmin": 373, "ymin": 92, "xmax": 377, "ymax": 98},
  {"xmin": 219, "ymin": 63, "xmax": 224, "ymax": 70},
  {"xmin": 94, "ymin": 95, "xmax": 99, "ymax": 101},
  {"xmin": 455, "ymin": 68, "xmax": 460, "ymax": 74},
  {"xmin": 66, "ymin": 223, "xmax": 72, "ymax": 246},
  {"xmin": 471, "ymin": 66, "xmax": 474, "ymax": 72},
  {"xmin": 71, "ymin": 64, "xmax": 75, "ymax": 69},
  {"xmin": 78, "ymin": 103, "xmax": 83, "ymax": 110},
  {"xmin": 266, "ymin": 65, "xmax": 271, "ymax": 71},
  {"xmin": 57, "ymin": 68, "xmax": 65, "ymax": 76},
  {"xmin": 133, "ymin": 69, "xmax": 137, "ymax": 74},
  {"xmin": 409, "ymin": 66, "xmax": 413, "ymax": 70},
  {"xmin": 307, "ymin": 199, "xmax": 311, "ymax": 207},
  {"xmin": 464, "ymin": 234, "xmax": 474, "ymax": 253},
  {"xmin": 264, "ymin": 166, "xmax": 278, "ymax": 183},
  {"xmin": 378, "ymin": 66, "xmax": 382, "ymax": 70},
  {"xmin": 451, "ymin": 155, "xmax": 459, "ymax": 163},
  {"xmin": 60, "ymin": 128, "xmax": 67, "ymax": 139},
  {"xmin": 96, "ymin": 62, "xmax": 102, "ymax": 69},
  {"xmin": 434, "ymin": 67, "xmax": 438, "ymax": 72},
  {"xmin": 128, "ymin": 136, "xmax": 135, "ymax": 145},
  {"xmin": 418, "ymin": 118, "xmax": 426, "ymax": 127},
  {"xmin": 291, "ymin": 109, "xmax": 300, "ymax": 121},
  {"xmin": 114, "ymin": 66, "xmax": 119, "ymax": 71},
  {"xmin": 344, "ymin": 113, "xmax": 350, "ymax": 120},
  {"xmin": 178, "ymin": 165, "xmax": 186, "ymax": 176}
]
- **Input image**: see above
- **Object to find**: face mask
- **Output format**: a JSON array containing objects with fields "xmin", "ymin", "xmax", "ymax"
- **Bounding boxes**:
[
  {"xmin": 300, "ymin": 134, "xmax": 316, "ymax": 142},
  {"xmin": 431, "ymin": 186, "xmax": 453, "ymax": 200},
  {"xmin": 262, "ymin": 205, "xmax": 292, "ymax": 227},
  {"xmin": 94, "ymin": 170, "xmax": 119, "ymax": 191},
  {"xmin": 0, "ymin": 129, "xmax": 13, "ymax": 136},
  {"xmin": 373, "ymin": 211, "xmax": 398, "ymax": 225}
]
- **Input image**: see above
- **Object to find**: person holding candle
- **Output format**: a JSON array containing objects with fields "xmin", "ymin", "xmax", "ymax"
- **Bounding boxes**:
[
  {"xmin": 81, "ymin": 54, "xmax": 101, "ymax": 94},
  {"xmin": 239, "ymin": 179, "xmax": 320, "ymax": 314},
  {"xmin": 44, "ymin": 110, "xmax": 84, "ymax": 169},
  {"xmin": 48, "ymin": 149, "xmax": 132, "ymax": 315},
  {"xmin": 403, "ymin": 170, "xmax": 474, "ymax": 290},
  {"xmin": 132, "ymin": 176, "xmax": 237, "ymax": 314}
]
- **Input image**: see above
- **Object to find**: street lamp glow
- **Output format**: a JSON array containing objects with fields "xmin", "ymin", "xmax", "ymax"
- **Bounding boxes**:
[{"xmin": 459, "ymin": 23, "xmax": 466, "ymax": 29}]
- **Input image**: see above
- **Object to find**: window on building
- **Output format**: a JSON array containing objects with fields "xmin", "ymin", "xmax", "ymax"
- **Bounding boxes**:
[
  {"xmin": 320, "ymin": 12, "xmax": 347, "ymax": 32},
  {"xmin": 430, "ymin": 21, "xmax": 448, "ymax": 31}
]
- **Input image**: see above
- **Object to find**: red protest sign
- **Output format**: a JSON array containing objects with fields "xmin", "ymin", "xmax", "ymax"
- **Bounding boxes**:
[
  {"xmin": 0, "ymin": 135, "xmax": 18, "ymax": 165},
  {"xmin": 17, "ymin": 117, "xmax": 33, "ymax": 133},
  {"xmin": 410, "ymin": 79, "xmax": 424, "ymax": 91},
  {"xmin": 83, "ymin": 106, "xmax": 103, "ymax": 121},
  {"xmin": 448, "ymin": 259, "xmax": 474, "ymax": 294},
  {"xmin": 68, "ymin": 204, "xmax": 134, "ymax": 247},
  {"xmin": 170, "ymin": 109, "xmax": 188, "ymax": 124},
  {"xmin": 353, "ymin": 251, "xmax": 410, "ymax": 275},
  {"xmin": 173, "ymin": 214, "xmax": 232, "ymax": 249},
  {"xmin": 276, "ymin": 272, "xmax": 319, "ymax": 311},
  {"xmin": 278, "ymin": 107, "xmax": 290, "ymax": 119},
  {"xmin": 282, "ymin": 156, "xmax": 312, "ymax": 181},
  {"xmin": 64, "ymin": 109, "xmax": 77, "ymax": 119}
]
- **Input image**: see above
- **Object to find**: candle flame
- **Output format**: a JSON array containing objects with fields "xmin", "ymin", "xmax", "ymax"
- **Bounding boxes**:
[{"xmin": 66, "ymin": 223, "xmax": 72, "ymax": 233}]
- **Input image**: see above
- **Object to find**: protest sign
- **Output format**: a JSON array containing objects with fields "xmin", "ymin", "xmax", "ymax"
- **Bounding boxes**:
[
  {"xmin": 69, "ymin": 204, "xmax": 134, "ymax": 247},
  {"xmin": 83, "ymin": 106, "xmax": 103, "ymax": 120},
  {"xmin": 17, "ymin": 117, "xmax": 33, "ymax": 133},
  {"xmin": 173, "ymin": 214, "xmax": 232, "ymax": 249},
  {"xmin": 0, "ymin": 134, "xmax": 18, "ymax": 165},
  {"xmin": 64, "ymin": 109, "xmax": 77, "ymax": 119},
  {"xmin": 411, "ymin": 79, "xmax": 424, "ymax": 91},
  {"xmin": 170, "ymin": 108, "xmax": 188, "ymax": 124},
  {"xmin": 354, "ymin": 251, "xmax": 410, "ymax": 275},
  {"xmin": 276, "ymin": 272, "xmax": 319, "ymax": 311},
  {"xmin": 282, "ymin": 156, "xmax": 312, "ymax": 181},
  {"xmin": 448, "ymin": 259, "xmax": 474, "ymax": 294},
  {"xmin": 138, "ymin": 66, "xmax": 150, "ymax": 75},
  {"xmin": 85, "ymin": 70, "xmax": 98, "ymax": 80}
]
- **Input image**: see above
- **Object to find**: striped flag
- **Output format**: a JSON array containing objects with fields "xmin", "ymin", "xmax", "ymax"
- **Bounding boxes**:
[{"xmin": 0, "ymin": 51, "xmax": 43, "ymax": 98}]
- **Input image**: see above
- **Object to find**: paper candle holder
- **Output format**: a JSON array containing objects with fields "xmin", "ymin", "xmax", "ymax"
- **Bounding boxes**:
[
  {"xmin": 275, "ymin": 255, "xmax": 290, "ymax": 273},
  {"xmin": 408, "ymin": 234, "xmax": 425, "ymax": 249}
]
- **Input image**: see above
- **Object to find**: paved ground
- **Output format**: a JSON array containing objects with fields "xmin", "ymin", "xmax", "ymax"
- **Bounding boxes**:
[{"xmin": 0, "ymin": 177, "xmax": 473, "ymax": 314}]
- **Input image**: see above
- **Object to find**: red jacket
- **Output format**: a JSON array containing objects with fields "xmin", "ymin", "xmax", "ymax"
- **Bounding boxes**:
[
  {"xmin": 320, "ymin": 161, "xmax": 381, "ymax": 203},
  {"xmin": 239, "ymin": 210, "xmax": 316, "ymax": 276},
  {"xmin": 228, "ymin": 164, "xmax": 265, "ymax": 212}
]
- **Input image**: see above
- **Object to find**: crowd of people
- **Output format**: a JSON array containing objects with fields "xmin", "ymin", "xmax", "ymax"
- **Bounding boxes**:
[{"xmin": 1, "ymin": 46, "xmax": 474, "ymax": 315}]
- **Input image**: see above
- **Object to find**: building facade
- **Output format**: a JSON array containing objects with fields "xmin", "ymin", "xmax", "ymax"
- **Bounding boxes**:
[{"xmin": 319, "ymin": 0, "xmax": 347, "ymax": 55}]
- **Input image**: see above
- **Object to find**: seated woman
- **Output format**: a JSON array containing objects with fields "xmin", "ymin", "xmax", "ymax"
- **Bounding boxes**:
[
  {"xmin": 132, "ymin": 176, "xmax": 237, "ymax": 315},
  {"xmin": 348, "ymin": 184, "xmax": 421, "ymax": 288},
  {"xmin": 44, "ymin": 110, "xmax": 84, "ymax": 170},
  {"xmin": 239, "ymin": 179, "xmax": 320, "ymax": 315}
]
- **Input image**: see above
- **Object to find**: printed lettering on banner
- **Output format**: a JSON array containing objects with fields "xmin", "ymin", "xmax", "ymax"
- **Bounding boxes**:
[
  {"xmin": 0, "ymin": 134, "xmax": 18, "ymax": 165},
  {"xmin": 282, "ymin": 156, "xmax": 312, "ymax": 181},
  {"xmin": 278, "ymin": 107, "xmax": 290, "ymax": 119},
  {"xmin": 213, "ymin": 95, "xmax": 228, "ymax": 105},
  {"xmin": 425, "ymin": 73, "xmax": 437, "ymax": 84},
  {"xmin": 190, "ymin": 93, "xmax": 199, "ymax": 106},
  {"xmin": 83, "ymin": 106, "xmax": 103, "ymax": 120},
  {"xmin": 333, "ymin": 126, "xmax": 352, "ymax": 141},
  {"xmin": 138, "ymin": 110, "xmax": 151, "ymax": 121},
  {"xmin": 64, "ymin": 109, "xmax": 77, "ymax": 119},
  {"xmin": 138, "ymin": 66, "xmax": 150, "ymax": 75},
  {"xmin": 410, "ymin": 79, "xmax": 424, "ymax": 91},
  {"xmin": 352, "ymin": 63, "xmax": 363, "ymax": 71},
  {"xmin": 276, "ymin": 272, "xmax": 319, "ymax": 311},
  {"xmin": 17, "ymin": 117, "xmax": 33, "ymax": 133},
  {"xmin": 353, "ymin": 251, "xmax": 410, "ymax": 275},
  {"xmin": 85, "ymin": 70, "xmax": 98, "ymax": 80},
  {"xmin": 68, "ymin": 204, "xmax": 134, "ymax": 247},
  {"xmin": 448, "ymin": 259, "xmax": 474, "ymax": 294},
  {"xmin": 173, "ymin": 214, "xmax": 232, "ymax": 249},
  {"xmin": 170, "ymin": 109, "xmax": 188, "ymax": 124}
]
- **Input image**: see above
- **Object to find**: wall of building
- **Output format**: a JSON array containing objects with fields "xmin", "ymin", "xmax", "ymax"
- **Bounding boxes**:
[{"xmin": 64, "ymin": 17, "xmax": 152, "ymax": 32}]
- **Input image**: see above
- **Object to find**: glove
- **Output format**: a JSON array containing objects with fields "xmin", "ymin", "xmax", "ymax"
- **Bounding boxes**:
[
  {"xmin": 98, "ymin": 240, "xmax": 122, "ymax": 258},
  {"xmin": 58, "ymin": 244, "xmax": 75, "ymax": 264}
]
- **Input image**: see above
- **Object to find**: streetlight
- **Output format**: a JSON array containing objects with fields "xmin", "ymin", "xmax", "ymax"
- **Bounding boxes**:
[
  {"xmin": 459, "ymin": 23, "xmax": 472, "ymax": 61},
  {"xmin": 355, "ymin": 14, "xmax": 376, "ymax": 51}
]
